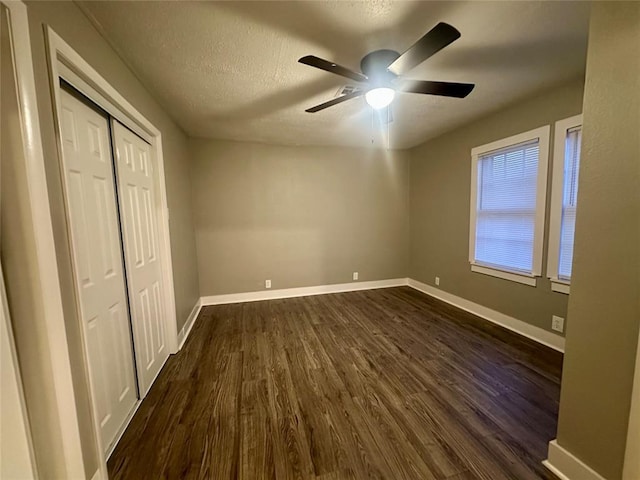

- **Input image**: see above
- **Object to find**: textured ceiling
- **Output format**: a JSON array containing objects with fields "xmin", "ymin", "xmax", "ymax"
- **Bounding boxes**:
[{"xmin": 79, "ymin": 1, "xmax": 590, "ymax": 149}]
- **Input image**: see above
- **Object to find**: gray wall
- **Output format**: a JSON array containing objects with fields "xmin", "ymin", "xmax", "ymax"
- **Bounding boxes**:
[
  {"xmin": 190, "ymin": 139, "xmax": 410, "ymax": 296},
  {"xmin": 556, "ymin": 3, "xmax": 640, "ymax": 479},
  {"xmin": 408, "ymin": 79, "xmax": 584, "ymax": 334},
  {"xmin": 23, "ymin": 1, "xmax": 201, "ymax": 475}
]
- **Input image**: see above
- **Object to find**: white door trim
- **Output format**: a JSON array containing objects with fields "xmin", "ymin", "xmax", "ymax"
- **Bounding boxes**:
[
  {"xmin": 1, "ymin": 261, "xmax": 38, "ymax": 478},
  {"xmin": 1, "ymin": 1, "xmax": 85, "ymax": 477},
  {"xmin": 44, "ymin": 27, "xmax": 178, "ymax": 358}
]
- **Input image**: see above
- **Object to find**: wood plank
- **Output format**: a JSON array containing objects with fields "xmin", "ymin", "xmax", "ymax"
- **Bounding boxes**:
[{"xmin": 108, "ymin": 287, "xmax": 562, "ymax": 480}]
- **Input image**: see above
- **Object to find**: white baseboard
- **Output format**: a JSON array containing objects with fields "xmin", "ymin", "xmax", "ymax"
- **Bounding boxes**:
[
  {"xmin": 90, "ymin": 468, "xmax": 102, "ymax": 480},
  {"xmin": 177, "ymin": 299, "xmax": 202, "ymax": 350},
  {"xmin": 200, "ymin": 278, "xmax": 409, "ymax": 306},
  {"xmin": 543, "ymin": 440, "xmax": 607, "ymax": 480},
  {"xmin": 198, "ymin": 277, "xmax": 564, "ymax": 353},
  {"xmin": 407, "ymin": 278, "xmax": 565, "ymax": 352}
]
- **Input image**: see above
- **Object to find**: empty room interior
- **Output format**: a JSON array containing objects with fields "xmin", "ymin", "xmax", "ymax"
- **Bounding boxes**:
[{"xmin": 2, "ymin": 1, "xmax": 639, "ymax": 480}]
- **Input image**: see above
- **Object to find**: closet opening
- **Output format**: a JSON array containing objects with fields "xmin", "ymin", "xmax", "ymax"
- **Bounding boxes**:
[{"xmin": 57, "ymin": 80, "xmax": 169, "ymax": 457}]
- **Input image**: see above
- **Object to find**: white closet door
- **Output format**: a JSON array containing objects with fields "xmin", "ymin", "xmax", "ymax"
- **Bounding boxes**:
[
  {"xmin": 59, "ymin": 90, "xmax": 138, "ymax": 452},
  {"xmin": 111, "ymin": 120, "xmax": 168, "ymax": 396}
]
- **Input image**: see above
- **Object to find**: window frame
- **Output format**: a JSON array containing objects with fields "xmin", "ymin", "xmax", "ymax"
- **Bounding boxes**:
[
  {"xmin": 469, "ymin": 125, "xmax": 551, "ymax": 286},
  {"xmin": 547, "ymin": 114, "xmax": 583, "ymax": 294}
]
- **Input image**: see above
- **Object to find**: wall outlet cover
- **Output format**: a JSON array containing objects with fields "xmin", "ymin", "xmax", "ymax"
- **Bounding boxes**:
[
  {"xmin": 552, "ymin": 315, "xmax": 564, "ymax": 333},
  {"xmin": 353, "ymin": 272, "xmax": 359, "ymax": 281},
  {"xmin": 265, "ymin": 279, "xmax": 271, "ymax": 289}
]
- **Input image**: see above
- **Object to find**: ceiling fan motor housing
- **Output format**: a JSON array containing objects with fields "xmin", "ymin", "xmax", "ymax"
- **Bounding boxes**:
[{"xmin": 360, "ymin": 49, "xmax": 400, "ymax": 87}]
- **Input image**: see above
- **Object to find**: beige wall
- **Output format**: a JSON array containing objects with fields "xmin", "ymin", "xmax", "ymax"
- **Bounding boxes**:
[
  {"xmin": 20, "ymin": 1, "xmax": 201, "ymax": 475},
  {"xmin": 190, "ymin": 139, "xmax": 410, "ymax": 296},
  {"xmin": 408, "ymin": 79, "xmax": 584, "ymax": 334},
  {"xmin": 555, "ymin": 3, "xmax": 640, "ymax": 479}
]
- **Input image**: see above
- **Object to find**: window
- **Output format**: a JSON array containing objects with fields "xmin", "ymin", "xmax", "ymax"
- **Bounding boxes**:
[
  {"xmin": 547, "ymin": 114, "xmax": 583, "ymax": 294},
  {"xmin": 469, "ymin": 126, "xmax": 550, "ymax": 286}
]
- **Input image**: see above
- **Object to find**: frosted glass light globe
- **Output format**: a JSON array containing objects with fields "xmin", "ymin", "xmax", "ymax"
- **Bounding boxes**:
[{"xmin": 365, "ymin": 87, "xmax": 395, "ymax": 109}]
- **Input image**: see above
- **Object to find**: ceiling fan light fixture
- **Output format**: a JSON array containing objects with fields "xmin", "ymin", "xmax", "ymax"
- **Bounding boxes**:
[
  {"xmin": 300, "ymin": 23, "xmax": 474, "ymax": 113},
  {"xmin": 365, "ymin": 87, "xmax": 395, "ymax": 109}
]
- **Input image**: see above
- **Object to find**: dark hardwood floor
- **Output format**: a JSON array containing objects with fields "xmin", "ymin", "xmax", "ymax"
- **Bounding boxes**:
[{"xmin": 108, "ymin": 286, "xmax": 562, "ymax": 480}]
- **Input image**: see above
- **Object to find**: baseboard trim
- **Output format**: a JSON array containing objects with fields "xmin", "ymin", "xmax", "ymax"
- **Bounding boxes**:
[
  {"xmin": 407, "ymin": 278, "xmax": 565, "ymax": 352},
  {"xmin": 177, "ymin": 299, "xmax": 202, "ymax": 351},
  {"xmin": 200, "ymin": 278, "xmax": 409, "ymax": 306},
  {"xmin": 543, "ymin": 440, "xmax": 607, "ymax": 480},
  {"xmin": 198, "ymin": 277, "xmax": 564, "ymax": 353}
]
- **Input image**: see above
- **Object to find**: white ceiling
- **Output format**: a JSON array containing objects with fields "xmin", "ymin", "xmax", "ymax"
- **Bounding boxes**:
[{"xmin": 79, "ymin": 1, "xmax": 590, "ymax": 149}]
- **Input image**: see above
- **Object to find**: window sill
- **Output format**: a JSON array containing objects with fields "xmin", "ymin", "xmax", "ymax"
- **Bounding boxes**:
[
  {"xmin": 551, "ymin": 279, "xmax": 571, "ymax": 294},
  {"xmin": 471, "ymin": 264, "xmax": 537, "ymax": 287}
]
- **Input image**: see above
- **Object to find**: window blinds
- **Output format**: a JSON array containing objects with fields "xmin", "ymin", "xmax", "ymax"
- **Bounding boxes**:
[
  {"xmin": 558, "ymin": 127, "xmax": 582, "ymax": 280},
  {"xmin": 474, "ymin": 140, "xmax": 540, "ymax": 274}
]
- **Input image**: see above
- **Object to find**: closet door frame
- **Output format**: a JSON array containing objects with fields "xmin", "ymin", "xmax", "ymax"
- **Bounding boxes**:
[
  {"xmin": 0, "ymin": 2, "xmax": 85, "ymax": 477},
  {"xmin": 44, "ymin": 26, "xmax": 179, "ymax": 477}
]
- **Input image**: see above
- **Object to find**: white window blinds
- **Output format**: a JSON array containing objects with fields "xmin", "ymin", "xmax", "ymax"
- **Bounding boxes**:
[
  {"xmin": 557, "ymin": 127, "xmax": 582, "ymax": 280},
  {"xmin": 474, "ymin": 140, "xmax": 540, "ymax": 274}
]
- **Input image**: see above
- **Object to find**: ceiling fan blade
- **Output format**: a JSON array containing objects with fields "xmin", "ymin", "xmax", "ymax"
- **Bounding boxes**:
[
  {"xmin": 299, "ymin": 55, "xmax": 369, "ymax": 83},
  {"xmin": 398, "ymin": 80, "xmax": 475, "ymax": 98},
  {"xmin": 305, "ymin": 90, "xmax": 364, "ymax": 113},
  {"xmin": 388, "ymin": 22, "xmax": 461, "ymax": 76}
]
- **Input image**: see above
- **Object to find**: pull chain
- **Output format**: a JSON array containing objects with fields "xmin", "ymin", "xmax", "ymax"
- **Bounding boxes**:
[
  {"xmin": 387, "ymin": 106, "xmax": 390, "ymax": 150},
  {"xmin": 370, "ymin": 107, "xmax": 391, "ymax": 149},
  {"xmin": 371, "ymin": 107, "xmax": 375, "ymax": 144}
]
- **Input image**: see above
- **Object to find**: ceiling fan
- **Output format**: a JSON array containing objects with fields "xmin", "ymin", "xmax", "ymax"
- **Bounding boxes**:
[{"xmin": 298, "ymin": 22, "xmax": 474, "ymax": 113}]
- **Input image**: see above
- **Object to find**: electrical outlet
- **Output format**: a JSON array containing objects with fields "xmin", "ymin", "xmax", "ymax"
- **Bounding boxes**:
[
  {"xmin": 435, "ymin": 276, "xmax": 440, "ymax": 286},
  {"xmin": 265, "ymin": 279, "xmax": 271, "ymax": 289},
  {"xmin": 353, "ymin": 272, "xmax": 359, "ymax": 281},
  {"xmin": 552, "ymin": 315, "xmax": 564, "ymax": 333}
]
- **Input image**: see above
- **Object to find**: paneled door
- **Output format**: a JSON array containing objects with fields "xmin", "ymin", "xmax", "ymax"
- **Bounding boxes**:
[
  {"xmin": 58, "ymin": 89, "xmax": 138, "ymax": 452},
  {"xmin": 111, "ymin": 120, "xmax": 168, "ymax": 396}
]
